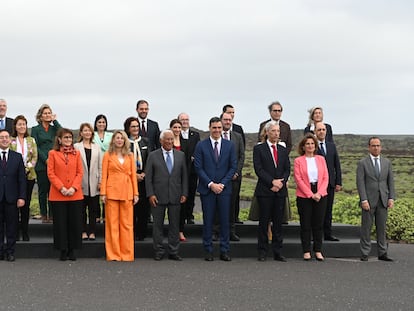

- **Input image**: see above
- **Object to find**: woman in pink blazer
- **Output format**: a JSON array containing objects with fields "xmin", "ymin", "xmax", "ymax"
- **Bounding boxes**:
[{"xmin": 294, "ymin": 134, "xmax": 329, "ymax": 261}]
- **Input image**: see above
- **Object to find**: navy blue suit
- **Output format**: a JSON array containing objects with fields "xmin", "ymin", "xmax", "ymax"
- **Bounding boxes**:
[
  {"xmin": 317, "ymin": 141, "xmax": 342, "ymax": 238},
  {"xmin": 0, "ymin": 149, "xmax": 26, "ymax": 257},
  {"xmin": 194, "ymin": 138, "xmax": 237, "ymax": 254}
]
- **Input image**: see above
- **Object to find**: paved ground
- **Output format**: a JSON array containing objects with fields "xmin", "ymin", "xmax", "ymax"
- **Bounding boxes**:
[{"xmin": 1, "ymin": 243, "xmax": 413, "ymax": 311}]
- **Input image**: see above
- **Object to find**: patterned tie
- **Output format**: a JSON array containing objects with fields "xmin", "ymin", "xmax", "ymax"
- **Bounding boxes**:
[
  {"xmin": 141, "ymin": 120, "xmax": 147, "ymax": 137},
  {"xmin": 271, "ymin": 144, "xmax": 278, "ymax": 166},
  {"xmin": 374, "ymin": 157, "xmax": 380, "ymax": 178},
  {"xmin": 214, "ymin": 141, "xmax": 219, "ymax": 162},
  {"xmin": 166, "ymin": 151, "xmax": 173, "ymax": 174},
  {"xmin": 319, "ymin": 142, "xmax": 326, "ymax": 156}
]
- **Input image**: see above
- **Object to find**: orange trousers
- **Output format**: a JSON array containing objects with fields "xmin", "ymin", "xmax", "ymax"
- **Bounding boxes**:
[{"xmin": 105, "ymin": 199, "xmax": 134, "ymax": 261}]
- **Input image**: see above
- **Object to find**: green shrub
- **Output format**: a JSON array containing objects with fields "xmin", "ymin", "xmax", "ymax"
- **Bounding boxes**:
[{"xmin": 387, "ymin": 198, "xmax": 414, "ymax": 243}]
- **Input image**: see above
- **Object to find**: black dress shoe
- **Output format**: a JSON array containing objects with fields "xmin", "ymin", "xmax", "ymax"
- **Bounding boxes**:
[
  {"xmin": 378, "ymin": 254, "xmax": 393, "ymax": 262},
  {"xmin": 360, "ymin": 255, "xmax": 369, "ymax": 261},
  {"xmin": 7, "ymin": 254, "xmax": 15, "ymax": 262},
  {"xmin": 325, "ymin": 236, "xmax": 340, "ymax": 241},
  {"xmin": 0, "ymin": 254, "xmax": 4, "ymax": 260},
  {"xmin": 235, "ymin": 219, "xmax": 243, "ymax": 224},
  {"xmin": 220, "ymin": 253, "xmax": 232, "ymax": 261},
  {"xmin": 187, "ymin": 218, "xmax": 195, "ymax": 225},
  {"xmin": 258, "ymin": 255, "xmax": 266, "ymax": 261},
  {"xmin": 230, "ymin": 233, "xmax": 240, "ymax": 242},
  {"xmin": 67, "ymin": 250, "xmax": 76, "ymax": 261},
  {"xmin": 273, "ymin": 254, "xmax": 287, "ymax": 262},
  {"xmin": 168, "ymin": 254, "xmax": 183, "ymax": 261},
  {"xmin": 22, "ymin": 233, "xmax": 30, "ymax": 241},
  {"xmin": 154, "ymin": 254, "xmax": 164, "ymax": 261},
  {"xmin": 212, "ymin": 233, "xmax": 219, "ymax": 242},
  {"xmin": 205, "ymin": 253, "xmax": 214, "ymax": 261},
  {"xmin": 60, "ymin": 250, "xmax": 67, "ymax": 261}
]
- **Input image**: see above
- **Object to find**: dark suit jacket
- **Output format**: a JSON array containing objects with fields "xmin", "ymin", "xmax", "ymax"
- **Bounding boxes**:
[
  {"xmin": 194, "ymin": 138, "xmax": 237, "ymax": 196},
  {"xmin": 0, "ymin": 150, "xmax": 26, "ymax": 203},
  {"xmin": 258, "ymin": 119, "xmax": 292, "ymax": 153},
  {"xmin": 253, "ymin": 143, "xmax": 290, "ymax": 197},
  {"xmin": 228, "ymin": 131, "xmax": 245, "ymax": 179},
  {"xmin": 356, "ymin": 155, "xmax": 395, "ymax": 208},
  {"xmin": 182, "ymin": 129, "xmax": 200, "ymax": 176},
  {"xmin": 3, "ymin": 117, "xmax": 13, "ymax": 134},
  {"xmin": 141, "ymin": 119, "xmax": 161, "ymax": 150},
  {"xmin": 305, "ymin": 123, "xmax": 334, "ymax": 142},
  {"xmin": 232, "ymin": 123, "xmax": 246, "ymax": 149},
  {"xmin": 145, "ymin": 149, "xmax": 188, "ymax": 205},
  {"xmin": 317, "ymin": 141, "xmax": 342, "ymax": 188}
]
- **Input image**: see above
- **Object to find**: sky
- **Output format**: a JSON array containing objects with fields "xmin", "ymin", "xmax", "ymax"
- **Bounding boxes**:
[{"xmin": 1, "ymin": 0, "xmax": 413, "ymax": 134}]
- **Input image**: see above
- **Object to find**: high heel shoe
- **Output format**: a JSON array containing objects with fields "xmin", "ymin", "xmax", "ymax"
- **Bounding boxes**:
[
  {"xmin": 303, "ymin": 252, "xmax": 311, "ymax": 261},
  {"xmin": 82, "ymin": 232, "xmax": 89, "ymax": 240},
  {"xmin": 315, "ymin": 252, "xmax": 325, "ymax": 261},
  {"xmin": 88, "ymin": 233, "xmax": 96, "ymax": 241},
  {"xmin": 179, "ymin": 232, "xmax": 186, "ymax": 242}
]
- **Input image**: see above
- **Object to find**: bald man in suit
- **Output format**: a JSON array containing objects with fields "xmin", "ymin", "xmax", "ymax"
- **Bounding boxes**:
[{"xmin": 357, "ymin": 137, "xmax": 395, "ymax": 262}]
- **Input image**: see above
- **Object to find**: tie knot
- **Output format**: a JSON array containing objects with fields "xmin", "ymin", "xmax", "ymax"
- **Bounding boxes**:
[{"xmin": 271, "ymin": 144, "xmax": 276, "ymax": 149}]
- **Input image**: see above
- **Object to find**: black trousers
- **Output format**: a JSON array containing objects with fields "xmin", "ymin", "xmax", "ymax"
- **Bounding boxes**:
[
  {"xmin": 18, "ymin": 179, "xmax": 35, "ymax": 236},
  {"xmin": 257, "ymin": 195, "xmax": 285, "ymax": 256},
  {"xmin": 134, "ymin": 180, "xmax": 150, "ymax": 240},
  {"xmin": 51, "ymin": 200, "xmax": 82, "ymax": 251},
  {"xmin": 82, "ymin": 195, "xmax": 99, "ymax": 234},
  {"xmin": 297, "ymin": 196, "xmax": 327, "ymax": 253},
  {"xmin": 0, "ymin": 199, "xmax": 18, "ymax": 256},
  {"xmin": 323, "ymin": 186, "xmax": 335, "ymax": 238}
]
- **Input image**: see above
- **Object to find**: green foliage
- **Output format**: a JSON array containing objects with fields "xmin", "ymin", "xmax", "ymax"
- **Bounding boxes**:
[
  {"xmin": 387, "ymin": 198, "xmax": 414, "ymax": 243},
  {"xmin": 332, "ymin": 195, "xmax": 361, "ymax": 225}
]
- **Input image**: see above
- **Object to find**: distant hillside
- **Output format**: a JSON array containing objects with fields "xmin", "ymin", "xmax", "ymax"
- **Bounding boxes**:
[{"xmin": 194, "ymin": 128, "xmax": 414, "ymax": 155}]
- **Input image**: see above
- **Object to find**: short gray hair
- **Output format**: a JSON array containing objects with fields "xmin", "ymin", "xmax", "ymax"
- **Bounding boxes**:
[{"xmin": 160, "ymin": 129, "xmax": 174, "ymax": 140}]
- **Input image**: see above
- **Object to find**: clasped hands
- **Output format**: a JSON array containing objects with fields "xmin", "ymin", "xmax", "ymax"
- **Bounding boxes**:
[
  {"xmin": 210, "ymin": 183, "xmax": 225, "ymax": 194},
  {"xmin": 270, "ymin": 179, "xmax": 284, "ymax": 192},
  {"xmin": 60, "ymin": 187, "xmax": 76, "ymax": 197}
]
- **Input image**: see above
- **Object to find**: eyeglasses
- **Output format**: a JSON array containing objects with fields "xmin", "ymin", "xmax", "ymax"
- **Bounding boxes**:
[
  {"xmin": 62, "ymin": 136, "xmax": 73, "ymax": 139},
  {"xmin": 272, "ymin": 109, "xmax": 282, "ymax": 113}
]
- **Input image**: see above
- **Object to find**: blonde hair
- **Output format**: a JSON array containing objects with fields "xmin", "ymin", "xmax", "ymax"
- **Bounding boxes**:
[
  {"xmin": 307, "ymin": 106, "xmax": 323, "ymax": 127},
  {"xmin": 78, "ymin": 123, "xmax": 95, "ymax": 142},
  {"xmin": 108, "ymin": 130, "xmax": 131, "ymax": 155}
]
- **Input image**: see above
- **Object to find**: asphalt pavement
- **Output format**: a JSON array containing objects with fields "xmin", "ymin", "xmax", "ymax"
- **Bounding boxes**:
[{"xmin": 1, "ymin": 243, "xmax": 413, "ymax": 311}]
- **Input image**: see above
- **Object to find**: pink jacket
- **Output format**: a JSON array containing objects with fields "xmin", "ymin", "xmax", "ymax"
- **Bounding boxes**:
[{"xmin": 294, "ymin": 155, "xmax": 329, "ymax": 198}]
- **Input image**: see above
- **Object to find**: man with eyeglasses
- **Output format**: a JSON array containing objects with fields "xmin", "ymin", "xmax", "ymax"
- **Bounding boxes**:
[
  {"xmin": 258, "ymin": 101, "xmax": 292, "ymax": 153},
  {"xmin": 0, "ymin": 99, "xmax": 14, "ymax": 134}
]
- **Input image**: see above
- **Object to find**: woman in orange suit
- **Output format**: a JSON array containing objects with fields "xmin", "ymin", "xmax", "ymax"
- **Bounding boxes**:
[
  {"xmin": 101, "ymin": 130, "xmax": 139, "ymax": 261},
  {"xmin": 47, "ymin": 128, "xmax": 83, "ymax": 261}
]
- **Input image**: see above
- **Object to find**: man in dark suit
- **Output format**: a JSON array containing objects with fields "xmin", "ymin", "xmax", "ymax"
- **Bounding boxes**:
[
  {"xmin": 178, "ymin": 113, "xmax": 200, "ymax": 224},
  {"xmin": 0, "ymin": 129, "xmax": 26, "ymax": 261},
  {"xmin": 357, "ymin": 137, "xmax": 395, "ymax": 262},
  {"xmin": 215, "ymin": 112, "xmax": 244, "ymax": 241},
  {"xmin": 258, "ymin": 101, "xmax": 292, "ymax": 153},
  {"xmin": 145, "ymin": 130, "xmax": 188, "ymax": 261},
  {"xmin": 253, "ymin": 122, "xmax": 290, "ymax": 262},
  {"xmin": 194, "ymin": 117, "xmax": 237, "ymax": 261},
  {"xmin": 136, "ymin": 99, "xmax": 161, "ymax": 150},
  {"xmin": 0, "ymin": 99, "xmax": 13, "ymax": 134},
  {"xmin": 222, "ymin": 104, "xmax": 246, "ymax": 147},
  {"xmin": 222, "ymin": 105, "xmax": 245, "ymax": 223},
  {"xmin": 315, "ymin": 123, "xmax": 342, "ymax": 241}
]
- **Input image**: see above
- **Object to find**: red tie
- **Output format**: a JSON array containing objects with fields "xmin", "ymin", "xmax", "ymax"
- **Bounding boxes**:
[{"xmin": 271, "ymin": 144, "xmax": 278, "ymax": 166}]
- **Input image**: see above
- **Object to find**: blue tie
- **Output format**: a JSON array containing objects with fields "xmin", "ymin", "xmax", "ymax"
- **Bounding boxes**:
[
  {"xmin": 166, "ymin": 151, "xmax": 173, "ymax": 174},
  {"xmin": 0, "ymin": 119, "xmax": 4, "ymax": 130}
]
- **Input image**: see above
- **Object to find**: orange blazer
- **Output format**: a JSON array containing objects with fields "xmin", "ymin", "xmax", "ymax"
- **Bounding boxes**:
[
  {"xmin": 47, "ymin": 149, "xmax": 84, "ymax": 201},
  {"xmin": 101, "ymin": 152, "xmax": 138, "ymax": 201},
  {"xmin": 294, "ymin": 154, "xmax": 329, "ymax": 199}
]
